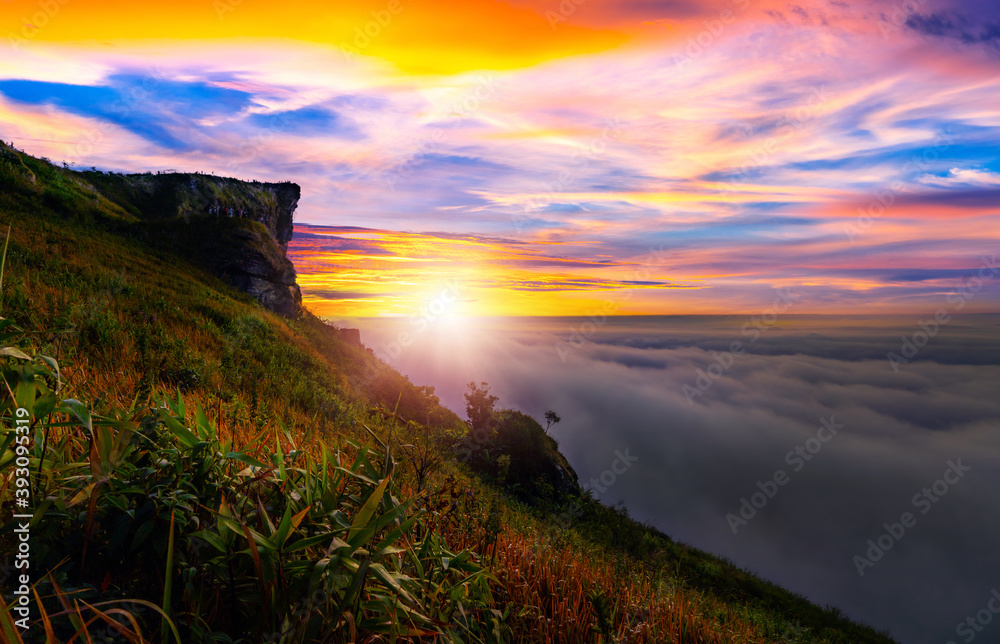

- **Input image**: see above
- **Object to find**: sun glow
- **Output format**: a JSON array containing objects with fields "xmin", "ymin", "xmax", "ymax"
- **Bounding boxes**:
[
  {"xmin": 435, "ymin": 309, "xmax": 468, "ymax": 331},
  {"xmin": 289, "ymin": 225, "xmax": 694, "ymax": 318}
]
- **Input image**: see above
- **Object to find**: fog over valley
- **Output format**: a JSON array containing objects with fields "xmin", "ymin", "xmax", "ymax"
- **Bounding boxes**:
[{"xmin": 346, "ymin": 314, "xmax": 1000, "ymax": 644}]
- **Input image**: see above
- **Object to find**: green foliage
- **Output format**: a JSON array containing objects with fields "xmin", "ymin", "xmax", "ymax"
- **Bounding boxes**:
[
  {"xmin": 459, "ymin": 381, "xmax": 579, "ymax": 504},
  {"xmin": 1, "ymin": 346, "xmax": 504, "ymax": 642},
  {"xmin": 464, "ymin": 381, "xmax": 498, "ymax": 434}
]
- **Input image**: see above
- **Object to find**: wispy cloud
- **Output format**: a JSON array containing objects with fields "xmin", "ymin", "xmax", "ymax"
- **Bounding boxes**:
[{"xmin": 918, "ymin": 167, "xmax": 1000, "ymax": 187}]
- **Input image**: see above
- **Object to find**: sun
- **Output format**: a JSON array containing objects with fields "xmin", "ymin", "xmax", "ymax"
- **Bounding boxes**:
[{"xmin": 437, "ymin": 309, "xmax": 466, "ymax": 328}]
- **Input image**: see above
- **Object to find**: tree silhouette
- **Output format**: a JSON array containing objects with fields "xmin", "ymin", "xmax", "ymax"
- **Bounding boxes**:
[
  {"xmin": 544, "ymin": 410, "xmax": 561, "ymax": 432},
  {"xmin": 465, "ymin": 381, "xmax": 498, "ymax": 433}
]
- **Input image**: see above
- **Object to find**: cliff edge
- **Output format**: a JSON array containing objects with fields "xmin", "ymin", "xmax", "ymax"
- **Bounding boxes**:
[{"xmin": 81, "ymin": 170, "xmax": 303, "ymax": 316}]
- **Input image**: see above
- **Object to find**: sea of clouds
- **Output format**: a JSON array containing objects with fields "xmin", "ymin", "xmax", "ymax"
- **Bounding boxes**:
[{"xmin": 348, "ymin": 314, "xmax": 1000, "ymax": 644}]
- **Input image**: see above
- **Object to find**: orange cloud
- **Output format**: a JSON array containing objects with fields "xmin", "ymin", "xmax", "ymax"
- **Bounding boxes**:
[
  {"xmin": 291, "ymin": 225, "xmax": 693, "ymax": 317},
  {"xmin": 3, "ymin": 0, "xmax": 628, "ymax": 74}
]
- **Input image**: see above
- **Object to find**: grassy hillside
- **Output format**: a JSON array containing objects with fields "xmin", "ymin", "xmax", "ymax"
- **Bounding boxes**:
[{"xmin": 0, "ymin": 143, "xmax": 897, "ymax": 643}]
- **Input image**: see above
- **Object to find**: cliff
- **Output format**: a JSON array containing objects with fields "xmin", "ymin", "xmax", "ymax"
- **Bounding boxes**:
[{"xmin": 81, "ymin": 170, "xmax": 303, "ymax": 316}]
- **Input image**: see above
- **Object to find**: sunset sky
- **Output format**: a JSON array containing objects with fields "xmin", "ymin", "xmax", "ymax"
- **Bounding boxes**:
[{"xmin": 3, "ymin": 0, "xmax": 999, "ymax": 316}]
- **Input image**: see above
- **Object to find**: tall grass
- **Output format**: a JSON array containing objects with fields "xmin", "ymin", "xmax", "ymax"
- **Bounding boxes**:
[{"xmin": 1, "ymin": 352, "xmax": 503, "ymax": 641}]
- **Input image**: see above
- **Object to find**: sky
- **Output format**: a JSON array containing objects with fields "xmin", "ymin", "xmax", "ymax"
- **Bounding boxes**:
[{"xmin": 2, "ymin": 0, "xmax": 1000, "ymax": 315}]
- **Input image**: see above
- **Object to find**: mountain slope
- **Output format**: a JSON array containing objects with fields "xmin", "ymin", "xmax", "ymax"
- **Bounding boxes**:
[{"xmin": 0, "ymin": 143, "xmax": 897, "ymax": 643}]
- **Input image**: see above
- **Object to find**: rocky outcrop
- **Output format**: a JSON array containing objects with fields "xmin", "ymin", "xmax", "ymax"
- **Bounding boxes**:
[
  {"xmin": 133, "ymin": 174, "xmax": 296, "ymax": 246},
  {"xmin": 212, "ymin": 221, "xmax": 302, "ymax": 318},
  {"xmin": 333, "ymin": 327, "xmax": 363, "ymax": 347},
  {"xmin": 86, "ymin": 171, "xmax": 303, "ymax": 317}
]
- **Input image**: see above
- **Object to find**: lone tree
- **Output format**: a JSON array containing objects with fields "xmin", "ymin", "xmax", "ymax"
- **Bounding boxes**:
[
  {"xmin": 397, "ymin": 421, "xmax": 444, "ymax": 493},
  {"xmin": 544, "ymin": 410, "xmax": 561, "ymax": 433},
  {"xmin": 465, "ymin": 381, "xmax": 499, "ymax": 433}
]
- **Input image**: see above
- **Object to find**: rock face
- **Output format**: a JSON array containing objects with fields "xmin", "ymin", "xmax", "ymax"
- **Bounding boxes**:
[
  {"xmin": 86, "ymin": 171, "xmax": 303, "ymax": 316},
  {"xmin": 212, "ymin": 221, "xmax": 303, "ymax": 318},
  {"xmin": 333, "ymin": 327, "xmax": 363, "ymax": 347}
]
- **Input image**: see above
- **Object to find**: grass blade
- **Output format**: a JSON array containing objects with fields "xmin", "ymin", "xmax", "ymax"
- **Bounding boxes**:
[
  {"xmin": 348, "ymin": 476, "xmax": 391, "ymax": 547},
  {"xmin": 161, "ymin": 510, "xmax": 175, "ymax": 644},
  {"xmin": 0, "ymin": 225, "xmax": 10, "ymax": 317}
]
